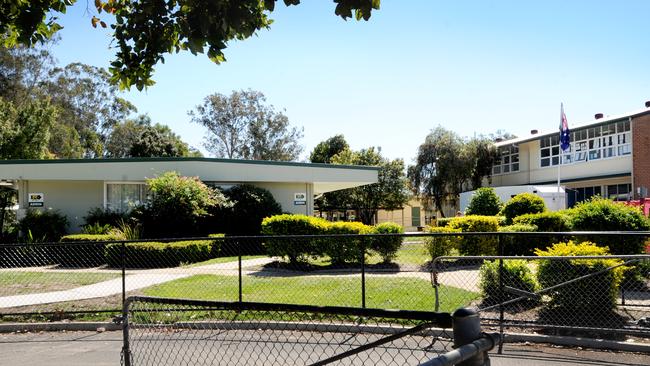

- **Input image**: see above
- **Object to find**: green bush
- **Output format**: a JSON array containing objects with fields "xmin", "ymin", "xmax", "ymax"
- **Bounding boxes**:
[
  {"xmin": 465, "ymin": 187, "xmax": 502, "ymax": 216},
  {"xmin": 18, "ymin": 209, "xmax": 68, "ymax": 242},
  {"xmin": 435, "ymin": 218, "xmax": 454, "ymax": 227},
  {"xmin": 105, "ymin": 240, "xmax": 213, "ymax": 268},
  {"xmin": 57, "ymin": 234, "xmax": 122, "ymax": 267},
  {"xmin": 498, "ymin": 224, "xmax": 539, "ymax": 256},
  {"xmin": 371, "ymin": 222, "xmax": 404, "ymax": 263},
  {"xmin": 448, "ymin": 215, "xmax": 499, "ymax": 255},
  {"xmin": 82, "ymin": 222, "xmax": 114, "ymax": 235},
  {"xmin": 135, "ymin": 171, "xmax": 229, "ymax": 238},
  {"xmin": 83, "ymin": 207, "xmax": 128, "ymax": 228},
  {"xmin": 568, "ymin": 197, "xmax": 650, "ymax": 254},
  {"xmin": 496, "ymin": 216, "xmax": 507, "ymax": 227},
  {"xmin": 479, "ymin": 259, "xmax": 538, "ymax": 305},
  {"xmin": 501, "ymin": 193, "xmax": 546, "ymax": 224},
  {"xmin": 325, "ymin": 221, "xmax": 373, "ymax": 264},
  {"xmin": 208, "ymin": 184, "xmax": 282, "ymax": 235},
  {"xmin": 261, "ymin": 214, "xmax": 329, "ymax": 263},
  {"xmin": 513, "ymin": 212, "xmax": 570, "ymax": 232},
  {"xmin": 535, "ymin": 241, "xmax": 627, "ymax": 313},
  {"xmin": 425, "ymin": 226, "xmax": 461, "ymax": 260}
]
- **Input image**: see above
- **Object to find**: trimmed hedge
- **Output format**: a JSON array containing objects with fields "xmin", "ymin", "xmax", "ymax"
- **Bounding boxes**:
[
  {"xmin": 425, "ymin": 226, "xmax": 461, "ymax": 260},
  {"xmin": 568, "ymin": 197, "xmax": 650, "ymax": 254},
  {"xmin": 106, "ymin": 240, "xmax": 213, "ymax": 268},
  {"xmin": 501, "ymin": 193, "xmax": 546, "ymax": 224},
  {"xmin": 58, "ymin": 234, "xmax": 122, "ymax": 267},
  {"xmin": 325, "ymin": 221, "xmax": 373, "ymax": 264},
  {"xmin": 513, "ymin": 212, "xmax": 570, "ymax": 232},
  {"xmin": 448, "ymin": 215, "xmax": 499, "ymax": 256},
  {"xmin": 479, "ymin": 259, "xmax": 538, "ymax": 305},
  {"xmin": 498, "ymin": 224, "xmax": 539, "ymax": 256},
  {"xmin": 261, "ymin": 214, "xmax": 329, "ymax": 263},
  {"xmin": 371, "ymin": 222, "xmax": 404, "ymax": 263},
  {"xmin": 435, "ymin": 218, "xmax": 454, "ymax": 227},
  {"xmin": 536, "ymin": 241, "xmax": 626, "ymax": 313}
]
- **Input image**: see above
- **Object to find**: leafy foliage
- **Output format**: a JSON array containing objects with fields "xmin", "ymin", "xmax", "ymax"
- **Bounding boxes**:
[
  {"xmin": 57, "ymin": 233, "xmax": 122, "ymax": 267},
  {"xmin": 0, "ymin": 97, "xmax": 57, "ymax": 159},
  {"xmin": 189, "ymin": 89, "xmax": 303, "ymax": 161},
  {"xmin": 536, "ymin": 241, "xmax": 627, "ymax": 313},
  {"xmin": 371, "ymin": 222, "xmax": 404, "ymax": 263},
  {"xmin": 324, "ymin": 221, "xmax": 373, "ymax": 264},
  {"xmin": 479, "ymin": 259, "xmax": 538, "ymax": 305},
  {"xmin": 210, "ymin": 184, "xmax": 282, "ymax": 235},
  {"xmin": 513, "ymin": 212, "xmax": 570, "ymax": 232},
  {"xmin": 448, "ymin": 215, "xmax": 499, "ymax": 256},
  {"xmin": 261, "ymin": 214, "xmax": 329, "ymax": 263},
  {"xmin": 18, "ymin": 208, "xmax": 68, "ymax": 242},
  {"xmin": 135, "ymin": 172, "xmax": 228, "ymax": 238},
  {"xmin": 425, "ymin": 226, "xmax": 461, "ymax": 260},
  {"xmin": 309, "ymin": 134, "xmax": 349, "ymax": 163},
  {"xmin": 498, "ymin": 223, "xmax": 540, "ymax": 256},
  {"xmin": 500, "ymin": 192, "xmax": 546, "ymax": 224},
  {"xmin": 105, "ymin": 240, "xmax": 214, "ymax": 268},
  {"xmin": 83, "ymin": 207, "xmax": 128, "ymax": 227},
  {"xmin": 568, "ymin": 197, "xmax": 650, "ymax": 254},
  {"xmin": 465, "ymin": 187, "xmax": 502, "ymax": 216}
]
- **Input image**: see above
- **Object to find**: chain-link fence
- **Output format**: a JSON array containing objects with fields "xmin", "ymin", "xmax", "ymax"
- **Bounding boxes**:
[{"xmin": 121, "ymin": 296, "xmax": 455, "ymax": 366}]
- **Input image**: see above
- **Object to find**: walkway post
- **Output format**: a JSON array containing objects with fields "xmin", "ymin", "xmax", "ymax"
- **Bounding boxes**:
[
  {"xmin": 452, "ymin": 307, "xmax": 490, "ymax": 366},
  {"xmin": 121, "ymin": 241, "xmax": 126, "ymax": 308}
]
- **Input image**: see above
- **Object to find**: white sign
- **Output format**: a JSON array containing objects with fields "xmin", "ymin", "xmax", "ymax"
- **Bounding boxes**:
[
  {"xmin": 28, "ymin": 192, "xmax": 44, "ymax": 207},
  {"xmin": 294, "ymin": 192, "xmax": 307, "ymax": 205}
]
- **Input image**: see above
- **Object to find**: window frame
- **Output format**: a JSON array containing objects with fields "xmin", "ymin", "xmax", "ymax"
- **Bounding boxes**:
[{"xmin": 103, "ymin": 181, "xmax": 149, "ymax": 213}]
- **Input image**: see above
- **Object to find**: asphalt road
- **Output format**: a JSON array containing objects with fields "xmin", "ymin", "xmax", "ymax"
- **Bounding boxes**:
[{"xmin": 0, "ymin": 330, "xmax": 648, "ymax": 366}]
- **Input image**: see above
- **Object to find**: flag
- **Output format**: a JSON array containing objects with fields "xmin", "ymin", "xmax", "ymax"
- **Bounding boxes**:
[{"xmin": 560, "ymin": 103, "xmax": 570, "ymax": 152}]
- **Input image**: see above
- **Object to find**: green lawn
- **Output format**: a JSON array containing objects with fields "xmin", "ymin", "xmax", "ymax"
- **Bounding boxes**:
[
  {"xmin": 0, "ymin": 271, "xmax": 119, "ymax": 295},
  {"xmin": 143, "ymin": 274, "xmax": 477, "ymax": 312},
  {"xmin": 184, "ymin": 255, "xmax": 265, "ymax": 268}
]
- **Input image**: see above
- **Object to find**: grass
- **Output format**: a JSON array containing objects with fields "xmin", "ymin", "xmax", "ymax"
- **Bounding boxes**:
[
  {"xmin": 143, "ymin": 274, "xmax": 478, "ymax": 312},
  {"xmin": 184, "ymin": 255, "xmax": 265, "ymax": 268},
  {"xmin": 0, "ymin": 271, "xmax": 119, "ymax": 295}
]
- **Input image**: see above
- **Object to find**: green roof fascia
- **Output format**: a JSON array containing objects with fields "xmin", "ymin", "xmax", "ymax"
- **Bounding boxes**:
[{"xmin": 0, "ymin": 157, "xmax": 380, "ymax": 171}]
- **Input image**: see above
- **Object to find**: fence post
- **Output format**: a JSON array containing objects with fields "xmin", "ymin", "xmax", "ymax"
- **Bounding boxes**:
[
  {"xmin": 361, "ymin": 238, "xmax": 366, "ymax": 309},
  {"xmin": 121, "ymin": 241, "xmax": 126, "ymax": 309},
  {"xmin": 497, "ymin": 234, "xmax": 504, "ymax": 354},
  {"xmin": 452, "ymin": 308, "xmax": 489, "ymax": 366},
  {"xmin": 238, "ymin": 239, "xmax": 243, "ymax": 304}
]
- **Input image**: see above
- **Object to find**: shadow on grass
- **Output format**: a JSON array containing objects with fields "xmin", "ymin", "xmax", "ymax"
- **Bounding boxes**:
[{"xmin": 260, "ymin": 260, "xmax": 402, "ymax": 274}]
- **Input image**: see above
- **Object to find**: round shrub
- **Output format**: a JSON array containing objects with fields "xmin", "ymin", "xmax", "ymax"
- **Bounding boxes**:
[
  {"xmin": 513, "ymin": 212, "xmax": 570, "ymax": 232},
  {"xmin": 371, "ymin": 222, "xmax": 404, "ymax": 263},
  {"xmin": 535, "ymin": 241, "xmax": 626, "ymax": 313},
  {"xmin": 425, "ymin": 226, "xmax": 461, "ymax": 260},
  {"xmin": 498, "ymin": 224, "xmax": 539, "ymax": 256},
  {"xmin": 501, "ymin": 193, "xmax": 546, "ymax": 224},
  {"xmin": 479, "ymin": 259, "xmax": 538, "ymax": 305},
  {"xmin": 209, "ymin": 184, "xmax": 282, "ymax": 235},
  {"xmin": 568, "ymin": 197, "xmax": 650, "ymax": 254},
  {"xmin": 18, "ymin": 209, "xmax": 68, "ymax": 242},
  {"xmin": 261, "ymin": 214, "xmax": 329, "ymax": 263},
  {"xmin": 448, "ymin": 215, "xmax": 499, "ymax": 256},
  {"xmin": 325, "ymin": 221, "xmax": 373, "ymax": 264},
  {"xmin": 465, "ymin": 187, "xmax": 502, "ymax": 216},
  {"xmin": 435, "ymin": 218, "xmax": 454, "ymax": 227},
  {"xmin": 57, "ymin": 234, "xmax": 122, "ymax": 267}
]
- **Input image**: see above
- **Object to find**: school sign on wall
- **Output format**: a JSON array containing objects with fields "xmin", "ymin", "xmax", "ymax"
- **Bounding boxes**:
[{"xmin": 28, "ymin": 193, "xmax": 44, "ymax": 207}]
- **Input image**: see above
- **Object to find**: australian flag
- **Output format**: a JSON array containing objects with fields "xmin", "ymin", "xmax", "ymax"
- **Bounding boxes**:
[{"xmin": 560, "ymin": 103, "xmax": 570, "ymax": 152}]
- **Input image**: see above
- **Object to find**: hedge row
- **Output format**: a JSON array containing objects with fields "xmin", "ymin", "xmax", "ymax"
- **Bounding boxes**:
[
  {"xmin": 261, "ymin": 215, "xmax": 405, "ymax": 264},
  {"xmin": 105, "ymin": 240, "xmax": 213, "ymax": 268}
]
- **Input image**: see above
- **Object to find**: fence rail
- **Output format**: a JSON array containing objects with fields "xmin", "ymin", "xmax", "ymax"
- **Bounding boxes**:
[{"xmin": 1, "ymin": 232, "xmax": 649, "ymax": 346}]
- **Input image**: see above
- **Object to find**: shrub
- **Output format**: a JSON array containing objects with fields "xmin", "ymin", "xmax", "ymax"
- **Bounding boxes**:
[
  {"xmin": 568, "ymin": 197, "xmax": 650, "ymax": 254},
  {"xmin": 448, "ymin": 215, "xmax": 499, "ymax": 255},
  {"xmin": 535, "ymin": 241, "xmax": 627, "ymax": 313},
  {"xmin": 435, "ymin": 218, "xmax": 454, "ymax": 227},
  {"xmin": 425, "ymin": 226, "xmax": 461, "ymax": 260},
  {"xmin": 136, "ymin": 172, "xmax": 229, "ymax": 238},
  {"xmin": 105, "ymin": 240, "xmax": 213, "ymax": 268},
  {"xmin": 83, "ymin": 207, "xmax": 127, "ymax": 228},
  {"xmin": 465, "ymin": 187, "xmax": 502, "ymax": 216},
  {"xmin": 18, "ymin": 209, "xmax": 68, "ymax": 242},
  {"xmin": 371, "ymin": 222, "xmax": 404, "ymax": 263},
  {"xmin": 261, "ymin": 214, "xmax": 329, "ymax": 263},
  {"xmin": 57, "ymin": 234, "xmax": 122, "ymax": 267},
  {"xmin": 82, "ymin": 222, "xmax": 114, "ymax": 235},
  {"xmin": 501, "ymin": 193, "xmax": 546, "ymax": 224},
  {"xmin": 513, "ymin": 212, "xmax": 570, "ymax": 232},
  {"xmin": 498, "ymin": 224, "xmax": 539, "ymax": 256},
  {"xmin": 479, "ymin": 259, "xmax": 538, "ymax": 305},
  {"xmin": 209, "ymin": 184, "xmax": 282, "ymax": 235},
  {"xmin": 325, "ymin": 221, "xmax": 373, "ymax": 264}
]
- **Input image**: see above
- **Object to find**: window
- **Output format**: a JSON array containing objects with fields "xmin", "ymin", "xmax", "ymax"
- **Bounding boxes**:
[
  {"xmin": 106, "ymin": 183, "xmax": 149, "ymax": 212},
  {"xmin": 539, "ymin": 120, "xmax": 632, "ymax": 168},
  {"xmin": 492, "ymin": 144, "xmax": 519, "ymax": 175},
  {"xmin": 607, "ymin": 184, "xmax": 632, "ymax": 201},
  {"xmin": 575, "ymin": 186, "xmax": 602, "ymax": 203}
]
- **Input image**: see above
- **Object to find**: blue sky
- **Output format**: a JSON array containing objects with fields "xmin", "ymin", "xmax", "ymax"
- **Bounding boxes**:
[{"xmin": 48, "ymin": 1, "xmax": 650, "ymax": 163}]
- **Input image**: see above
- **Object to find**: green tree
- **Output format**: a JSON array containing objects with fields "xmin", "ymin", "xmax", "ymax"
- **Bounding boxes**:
[
  {"xmin": 465, "ymin": 187, "xmax": 502, "ymax": 216},
  {"xmin": 2, "ymin": 1, "xmax": 380, "ymax": 90},
  {"xmin": 0, "ymin": 97, "xmax": 57, "ymax": 159},
  {"xmin": 189, "ymin": 89, "xmax": 303, "ymax": 161},
  {"xmin": 309, "ymin": 134, "xmax": 350, "ymax": 163},
  {"xmin": 328, "ymin": 147, "xmax": 409, "ymax": 224}
]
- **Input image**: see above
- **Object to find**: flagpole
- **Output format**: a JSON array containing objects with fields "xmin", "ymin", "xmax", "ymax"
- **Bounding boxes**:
[{"xmin": 558, "ymin": 103, "xmax": 562, "ymax": 195}]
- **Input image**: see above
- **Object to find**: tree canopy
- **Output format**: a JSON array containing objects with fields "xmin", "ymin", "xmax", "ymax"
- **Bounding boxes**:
[
  {"xmin": 309, "ymin": 134, "xmax": 349, "ymax": 164},
  {"xmin": 189, "ymin": 89, "xmax": 303, "ymax": 161},
  {"xmin": 1, "ymin": 0, "xmax": 381, "ymax": 90}
]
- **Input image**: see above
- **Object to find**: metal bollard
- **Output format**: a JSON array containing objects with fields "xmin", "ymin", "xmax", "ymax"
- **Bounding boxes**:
[{"xmin": 452, "ymin": 308, "xmax": 488, "ymax": 366}]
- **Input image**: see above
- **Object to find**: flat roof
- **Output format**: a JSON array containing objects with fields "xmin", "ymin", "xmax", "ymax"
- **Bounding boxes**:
[{"xmin": 495, "ymin": 106, "xmax": 650, "ymax": 147}]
